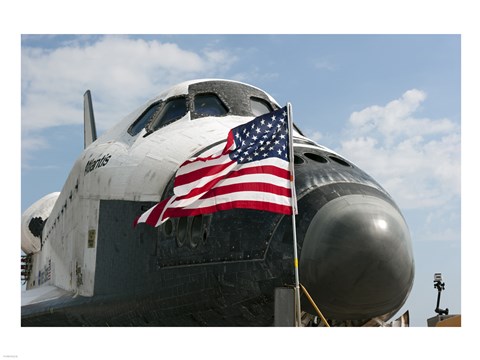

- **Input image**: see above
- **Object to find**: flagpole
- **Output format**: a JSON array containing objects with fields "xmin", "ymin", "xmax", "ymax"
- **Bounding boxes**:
[{"xmin": 287, "ymin": 103, "xmax": 302, "ymax": 327}]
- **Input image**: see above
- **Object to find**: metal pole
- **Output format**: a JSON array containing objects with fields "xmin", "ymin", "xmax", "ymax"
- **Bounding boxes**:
[{"xmin": 287, "ymin": 103, "xmax": 302, "ymax": 327}]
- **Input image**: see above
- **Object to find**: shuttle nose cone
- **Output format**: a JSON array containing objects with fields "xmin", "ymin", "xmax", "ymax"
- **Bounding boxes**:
[{"xmin": 299, "ymin": 194, "xmax": 414, "ymax": 320}]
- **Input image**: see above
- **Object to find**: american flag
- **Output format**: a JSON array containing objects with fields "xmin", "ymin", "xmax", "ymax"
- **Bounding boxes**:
[{"xmin": 134, "ymin": 106, "xmax": 294, "ymax": 227}]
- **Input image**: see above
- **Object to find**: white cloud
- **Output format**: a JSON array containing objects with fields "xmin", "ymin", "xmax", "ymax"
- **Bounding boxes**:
[
  {"xmin": 21, "ymin": 36, "xmax": 236, "ymax": 132},
  {"xmin": 21, "ymin": 134, "xmax": 49, "ymax": 153},
  {"xmin": 422, "ymin": 205, "xmax": 461, "ymax": 242},
  {"xmin": 304, "ymin": 129, "xmax": 323, "ymax": 142},
  {"xmin": 338, "ymin": 89, "xmax": 460, "ymax": 210},
  {"xmin": 348, "ymin": 90, "xmax": 456, "ymax": 143},
  {"xmin": 231, "ymin": 67, "xmax": 279, "ymax": 83},
  {"xmin": 314, "ymin": 59, "xmax": 336, "ymax": 71},
  {"xmin": 21, "ymin": 135, "xmax": 53, "ymax": 171}
]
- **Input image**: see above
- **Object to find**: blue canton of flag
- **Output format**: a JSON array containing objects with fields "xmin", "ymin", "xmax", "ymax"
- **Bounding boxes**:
[{"xmin": 230, "ymin": 107, "xmax": 289, "ymax": 164}]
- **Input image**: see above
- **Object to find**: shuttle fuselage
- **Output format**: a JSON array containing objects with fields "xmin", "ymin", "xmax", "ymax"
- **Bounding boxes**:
[{"xmin": 21, "ymin": 79, "xmax": 414, "ymax": 326}]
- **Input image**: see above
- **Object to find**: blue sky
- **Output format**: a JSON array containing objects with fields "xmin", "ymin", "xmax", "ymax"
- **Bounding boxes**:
[
  {"xmin": 4, "ymin": 0, "xmax": 478, "ymax": 357},
  {"xmin": 20, "ymin": 34, "xmax": 461, "ymax": 327}
]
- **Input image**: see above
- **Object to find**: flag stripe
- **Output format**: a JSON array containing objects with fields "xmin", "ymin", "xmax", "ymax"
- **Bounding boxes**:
[
  {"xmin": 175, "ymin": 156, "xmax": 236, "ymax": 187},
  {"xmin": 224, "ymin": 163, "xmax": 290, "ymax": 180},
  {"xmin": 174, "ymin": 158, "xmax": 289, "ymax": 200},
  {"xmin": 205, "ymin": 183, "xmax": 291, "ymax": 199},
  {"xmin": 175, "ymin": 151, "xmax": 233, "ymax": 177},
  {"xmin": 173, "ymin": 160, "xmax": 237, "ymax": 198},
  {"xmin": 171, "ymin": 183, "xmax": 291, "ymax": 206},
  {"xmin": 164, "ymin": 200, "xmax": 292, "ymax": 218},
  {"xmin": 212, "ymin": 172, "xmax": 290, "ymax": 191},
  {"xmin": 169, "ymin": 191, "xmax": 291, "ymax": 212},
  {"xmin": 178, "ymin": 157, "xmax": 289, "ymax": 187},
  {"xmin": 173, "ymin": 163, "xmax": 290, "ymax": 203},
  {"xmin": 136, "ymin": 184, "xmax": 292, "ymax": 227},
  {"xmin": 178, "ymin": 132, "xmax": 236, "ymax": 170},
  {"xmin": 134, "ymin": 197, "xmax": 171, "ymax": 227}
]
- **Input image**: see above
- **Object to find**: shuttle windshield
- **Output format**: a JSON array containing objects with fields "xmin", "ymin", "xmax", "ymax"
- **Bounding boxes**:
[
  {"xmin": 149, "ymin": 97, "xmax": 188, "ymax": 132},
  {"xmin": 250, "ymin": 97, "xmax": 273, "ymax": 116},
  {"xmin": 193, "ymin": 93, "xmax": 228, "ymax": 117},
  {"xmin": 128, "ymin": 102, "xmax": 162, "ymax": 136},
  {"xmin": 129, "ymin": 80, "xmax": 287, "ymax": 137}
]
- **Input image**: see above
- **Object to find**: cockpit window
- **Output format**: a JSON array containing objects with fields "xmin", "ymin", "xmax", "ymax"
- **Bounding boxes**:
[
  {"xmin": 193, "ymin": 93, "xmax": 228, "ymax": 118},
  {"xmin": 250, "ymin": 97, "xmax": 273, "ymax": 116},
  {"xmin": 150, "ymin": 96, "xmax": 188, "ymax": 131},
  {"xmin": 128, "ymin": 102, "xmax": 162, "ymax": 136},
  {"xmin": 133, "ymin": 82, "xmax": 286, "ymax": 137}
]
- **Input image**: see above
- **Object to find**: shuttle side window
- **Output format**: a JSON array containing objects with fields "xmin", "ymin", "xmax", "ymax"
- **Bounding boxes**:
[
  {"xmin": 250, "ymin": 97, "xmax": 273, "ymax": 116},
  {"xmin": 150, "ymin": 97, "xmax": 188, "ymax": 131},
  {"xmin": 193, "ymin": 93, "xmax": 228, "ymax": 118},
  {"xmin": 128, "ymin": 102, "xmax": 162, "ymax": 136}
]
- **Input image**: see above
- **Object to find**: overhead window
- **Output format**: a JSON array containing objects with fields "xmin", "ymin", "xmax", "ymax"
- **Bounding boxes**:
[
  {"xmin": 193, "ymin": 93, "xmax": 228, "ymax": 118},
  {"xmin": 150, "ymin": 97, "xmax": 188, "ymax": 131},
  {"xmin": 128, "ymin": 102, "xmax": 162, "ymax": 136},
  {"xmin": 250, "ymin": 97, "xmax": 273, "ymax": 116}
]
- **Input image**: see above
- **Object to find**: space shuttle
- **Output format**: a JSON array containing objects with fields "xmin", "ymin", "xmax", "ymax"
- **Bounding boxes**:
[{"xmin": 21, "ymin": 79, "xmax": 414, "ymax": 326}]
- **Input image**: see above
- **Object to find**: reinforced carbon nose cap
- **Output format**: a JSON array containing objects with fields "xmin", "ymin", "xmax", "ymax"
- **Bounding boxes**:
[{"xmin": 299, "ymin": 194, "xmax": 414, "ymax": 320}]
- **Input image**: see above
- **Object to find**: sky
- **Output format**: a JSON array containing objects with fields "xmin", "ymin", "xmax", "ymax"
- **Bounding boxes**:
[{"xmin": 4, "ymin": 0, "xmax": 478, "ymax": 358}]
